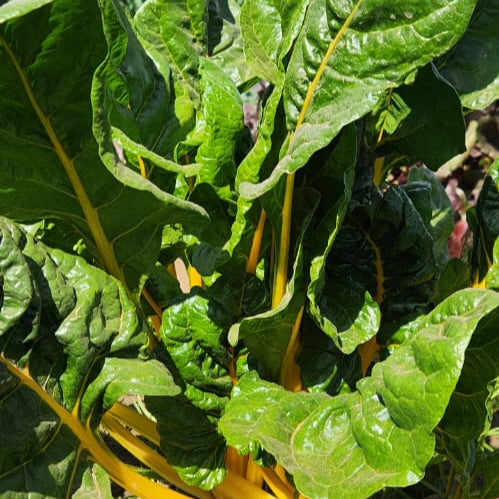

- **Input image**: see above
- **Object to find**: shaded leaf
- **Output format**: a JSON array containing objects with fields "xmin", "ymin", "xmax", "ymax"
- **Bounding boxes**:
[
  {"xmin": 439, "ymin": 0, "xmax": 499, "ymax": 108},
  {"xmin": 329, "ymin": 186, "xmax": 436, "ymax": 328},
  {"xmin": 375, "ymin": 65, "xmax": 466, "ymax": 169}
]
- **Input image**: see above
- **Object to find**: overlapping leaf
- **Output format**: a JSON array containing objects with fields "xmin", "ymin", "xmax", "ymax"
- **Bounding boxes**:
[
  {"xmin": 0, "ymin": 0, "xmax": 208, "ymax": 296},
  {"xmin": 240, "ymin": 0, "xmax": 476, "ymax": 198},
  {"xmin": 95, "ymin": 0, "xmax": 198, "ymax": 173},
  {"xmin": 0, "ymin": 218, "xmax": 179, "ymax": 497},
  {"xmin": 439, "ymin": 0, "xmax": 499, "ymax": 108},
  {"xmin": 328, "ymin": 184, "xmax": 436, "ymax": 330},
  {"xmin": 220, "ymin": 289, "xmax": 499, "ymax": 499},
  {"xmin": 468, "ymin": 158, "xmax": 499, "ymax": 282},
  {"xmin": 373, "ymin": 65, "xmax": 466, "ymax": 169}
]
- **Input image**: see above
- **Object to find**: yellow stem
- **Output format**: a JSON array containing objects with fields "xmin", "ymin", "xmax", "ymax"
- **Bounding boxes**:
[
  {"xmin": 225, "ymin": 446, "xmax": 248, "ymax": 476},
  {"xmin": 295, "ymin": 0, "xmax": 363, "ymax": 130},
  {"xmin": 0, "ymin": 36, "xmax": 125, "ymax": 287},
  {"xmin": 245, "ymin": 457, "xmax": 264, "ymax": 488},
  {"xmin": 246, "ymin": 209, "xmax": 267, "ymax": 274},
  {"xmin": 272, "ymin": 174, "xmax": 295, "ymax": 308},
  {"xmin": 0, "ymin": 355, "xmax": 172, "ymax": 499},
  {"xmin": 373, "ymin": 156, "xmax": 386, "ymax": 187},
  {"xmin": 279, "ymin": 307, "xmax": 304, "ymax": 391},
  {"xmin": 188, "ymin": 264, "xmax": 204, "ymax": 289},
  {"xmin": 261, "ymin": 467, "xmax": 294, "ymax": 499},
  {"xmin": 138, "ymin": 154, "xmax": 148, "ymax": 178},
  {"xmin": 102, "ymin": 412, "xmax": 213, "ymax": 499},
  {"xmin": 107, "ymin": 403, "xmax": 160, "ymax": 445},
  {"xmin": 216, "ymin": 471, "xmax": 275, "ymax": 499}
]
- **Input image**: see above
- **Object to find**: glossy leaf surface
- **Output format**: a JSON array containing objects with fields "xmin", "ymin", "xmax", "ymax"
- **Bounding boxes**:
[
  {"xmin": 0, "ymin": 218, "xmax": 179, "ymax": 497},
  {"xmin": 220, "ymin": 289, "xmax": 499, "ymax": 499}
]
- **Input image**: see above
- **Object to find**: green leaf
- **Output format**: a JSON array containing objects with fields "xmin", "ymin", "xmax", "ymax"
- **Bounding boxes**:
[
  {"xmin": 439, "ymin": 0, "xmax": 499, "ymax": 108},
  {"xmin": 479, "ymin": 451, "xmax": 499, "ymax": 499},
  {"xmin": 468, "ymin": 158, "xmax": 499, "ymax": 281},
  {"xmin": 0, "ymin": 0, "xmax": 54, "ymax": 23},
  {"xmin": 239, "ymin": 0, "xmax": 310, "ymax": 83},
  {"xmin": 299, "ymin": 315, "xmax": 361, "ymax": 396},
  {"xmin": 436, "ymin": 306, "xmax": 499, "ymax": 471},
  {"xmin": 95, "ymin": 0, "xmax": 196, "ymax": 167},
  {"xmin": 240, "ymin": 0, "xmax": 476, "ymax": 198},
  {"xmin": 72, "ymin": 464, "xmax": 113, "ymax": 499},
  {"xmin": 220, "ymin": 289, "xmax": 499, "ymax": 499},
  {"xmin": 194, "ymin": 57, "xmax": 243, "ymax": 198},
  {"xmin": 0, "ymin": 218, "xmax": 175, "ymax": 497},
  {"xmin": 406, "ymin": 166, "xmax": 454, "ymax": 272},
  {"xmin": 375, "ymin": 65, "xmax": 466, "ymax": 169},
  {"xmin": 160, "ymin": 289, "xmax": 233, "ymax": 412},
  {"xmin": 146, "ymin": 394, "xmax": 227, "ymax": 489},
  {"xmin": 434, "ymin": 258, "xmax": 471, "ymax": 302},
  {"xmin": 0, "ymin": 0, "xmax": 208, "ymax": 295},
  {"xmin": 306, "ymin": 125, "xmax": 378, "ymax": 353},
  {"xmin": 329, "ymin": 185, "xmax": 436, "ymax": 328}
]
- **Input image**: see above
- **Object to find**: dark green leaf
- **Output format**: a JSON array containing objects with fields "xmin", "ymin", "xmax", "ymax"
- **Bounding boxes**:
[
  {"xmin": 468, "ymin": 158, "xmax": 499, "ymax": 281},
  {"xmin": 146, "ymin": 395, "xmax": 227, "ymax": 489},
  {"xmin": 439, "ymin": 0, "xmax": 499, "ymax": 108},
  {"xmin": 329, "ymin": 186, "xmax": 436, "ymax": 329},
  {"xmin": 375, "ymin": 65, "xmax": 466, "ymax": 169}
]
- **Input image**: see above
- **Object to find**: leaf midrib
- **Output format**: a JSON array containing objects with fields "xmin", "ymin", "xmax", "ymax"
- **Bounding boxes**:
[{"xmin": 0, "ymin": 35, "xmax": 124, "ymax": 285}]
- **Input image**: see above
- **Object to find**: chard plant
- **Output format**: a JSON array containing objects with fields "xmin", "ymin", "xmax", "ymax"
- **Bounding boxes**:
[{"xmin": 0, "ymin": 0, "xmax": 498, "ymax": 498}]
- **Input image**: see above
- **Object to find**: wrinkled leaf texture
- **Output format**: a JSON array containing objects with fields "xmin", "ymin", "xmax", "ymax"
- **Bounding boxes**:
[
  {"xmin": 220, "ymin": 289, "xmax": 499, "ymax": 499},
  {"xmin": 240, "ymin": 0, "xmax": 476, "ymax": 199},
  {"xmin": 0, "ymin": 218, "xmax": 179, "ymax": 498},
  {"xmin": 0, "ymin": 0, "xmax": 207, "ymax": 296}
]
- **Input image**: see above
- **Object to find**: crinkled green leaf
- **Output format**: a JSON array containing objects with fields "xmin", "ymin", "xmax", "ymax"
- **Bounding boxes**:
[
  {"xmin": 240, "ymin": 0, "xmax": 476, "ymax": 199},
  {"xmin": 135, "ymin": 0, "xmax": 250, "ymax": 104},
  {"xmin": 220, "ymin": 289, "xmax": 499, "ymax": 499},
  {"xmin": 330, "ymin": 185, "xmax": 436, "ymax": 328},
  {"xmin": 160, "ymin": 289, "xmax": 233, "ymax": 412},
  {"xmin": 194, "ymin": 57, "xmax": 243, "ymax": 198},
  {"xmin": 0, "ymin": 0, "xmax": 207, "ymax": 296},
  {"xmin": 82, "ymin": 358, "xmax": 179, "ymax": 419},
  {"xmin": 239, "ymin": 0, "xmax": 310, "ymax": 83},
  {"xmin": 436, "ymin": 306, "xmax": 499, "ymax": 471},
  {"xmin": 0, "ymin": 218, "xmax": 176, "ymax": 497},
  {"xmin": 146, "ymin": 394, "xmax": 227, "ymax": 489},
  {"xmin": 406, "ymin": 166, "xmax": 454, "ymax": 271},
  {"xmin": 306, "ymin": 125, "xmax": 377, "ymax": 353},
  {"xmin": 314, "ymin": 278, "xmax": 380, "ymax": 354},
  {"xmin": 375, "ymin": 65, "xmax": 466, "ymax": 169},
  {"xmin": 299, "ymin": 315, "xmax": 361, "ymax": 396},
  {"xmin": 96, "ymin": 0, "xmax": 196, "ymax": 170},
  {"xmin": 439, "ymin": 0, "xmax": 499, "ymax": 108},
  {"xmin": 0, "ymin": 0, "xmax": 54, "ymax": 22}
]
